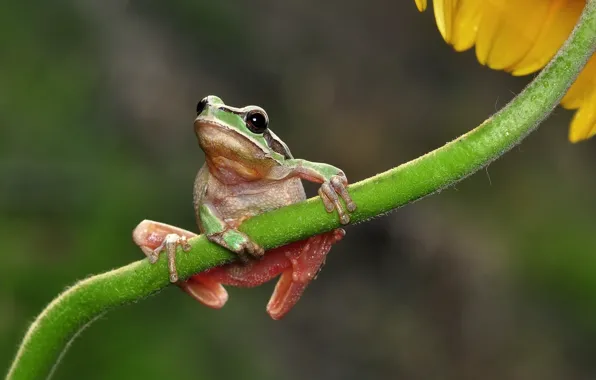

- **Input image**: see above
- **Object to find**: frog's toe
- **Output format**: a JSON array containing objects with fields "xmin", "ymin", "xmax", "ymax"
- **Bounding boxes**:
[
  {"xmin": 133, "ymin": 220, "xmax": 197, "ymax": 282},
  {"xmin": 318, "ymin": 186, "xmax": 336, "ymax": 213},
  {"xmin": 236, "ymin": 239, "xmax": 264, "ymax": 262},
  {"xmin": 330, "ymin": 175, "xmax": 356, "ymax": 212},
  {"xmin": 319, "ymin": 181, "xmax": 350, "ymax": 224},
  {"xmin": 162, "ymin": 234, "xmax": 191, "ymax": 283},
  {"xmin": 140, "ymin": 246, "xmax": 160, "ymax": 264},
  {"xmin": 245, "ymin": 240, "xmax": 265, "ymax": 258},
  {"xmin": 332, "ymin": 228, "xmax": 346, "ymax": 242},
  {"xmin": 233, "ymin": 232, "xmax": 264, "ymax": 259},
  {"xmin": 139, "ymin": 235, "xmax": 184, "ymax": 283},
  {"xmin": 209, "ymin": 229, "xmax": 264, "ymax": 262}
]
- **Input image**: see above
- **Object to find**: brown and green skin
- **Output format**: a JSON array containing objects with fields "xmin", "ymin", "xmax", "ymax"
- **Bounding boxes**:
[
  {"xmin": 192, "ymin": 96, "xmax": 355, "ymax": 258},
  {"xmin": 133, "ymin": 95, "xmax": 356, "ymax": 319}
]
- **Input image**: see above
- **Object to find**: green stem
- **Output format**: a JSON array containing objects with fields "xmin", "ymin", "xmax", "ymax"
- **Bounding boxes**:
[{"xmin": 8, "ymin": 2, "xmax": 596, "ymax": 379}]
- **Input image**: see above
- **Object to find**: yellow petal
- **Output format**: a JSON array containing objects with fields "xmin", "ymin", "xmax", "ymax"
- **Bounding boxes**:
[
  {"xmin": 433, "ymin": 0, "xmax": 456, "ymax": 43},
  {"xmin": 561, "ymin": 54, "xmax": 596, "ymax": 109},
  {"xmin": 512, "ymin": 0, "xmax": 584, "ymax": 75},
  {"xmin": 418, "ymin": 0, "xmax": 594, "ymax": 142},
  {"xmin": 563, "ymin": 56, "xmax": 596, "ymax": 143},
  {"xmin": 476, "ymin": 0, "xmax": 559, "ymax": 71},
  {"xmin": 567, "ymin": 90, "xmax": 596, "ymax": 143},
  {"xmin": 415, "ymin": 0, "xmax": 428, "ymax": 12},
  {"xmin": 450, "ymin": 0, "xmax": 484, "ymax": 51},
  {"xmin": 432, "ymin": 0, "xmax": 483, "ymax": 51}
]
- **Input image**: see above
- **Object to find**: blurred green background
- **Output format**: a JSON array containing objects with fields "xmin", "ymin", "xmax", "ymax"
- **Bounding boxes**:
[{"xmin": 2, "ymin": 1, "xmax": 596, "ymax": 379}]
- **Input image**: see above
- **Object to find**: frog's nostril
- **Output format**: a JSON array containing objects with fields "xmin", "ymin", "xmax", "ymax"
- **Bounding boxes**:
[{"xmin": 196, "ymin": 97, "xmax": 209, "ymax": 115}]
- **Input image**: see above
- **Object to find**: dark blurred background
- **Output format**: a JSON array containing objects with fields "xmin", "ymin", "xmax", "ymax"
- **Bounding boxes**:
[{"xmin": 2, "ymin": 1, "xmax": 596, "ymax": 379}]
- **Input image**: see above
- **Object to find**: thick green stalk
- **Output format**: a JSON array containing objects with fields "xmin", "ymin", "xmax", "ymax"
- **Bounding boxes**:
[{"xmin": 7, "ymin": 2, "xmax": 596, "ymax": 379}]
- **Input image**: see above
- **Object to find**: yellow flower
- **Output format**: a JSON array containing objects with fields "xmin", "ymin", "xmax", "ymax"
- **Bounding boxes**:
[{"xmin": 415, "ymin": 0, "xmax": 596, "ymax": 142}]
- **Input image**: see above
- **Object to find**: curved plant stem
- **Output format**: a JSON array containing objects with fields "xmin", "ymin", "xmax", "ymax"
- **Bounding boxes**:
[{"xmin": 7, "ymin": 2, "xmax": 596, "ymax": 379}]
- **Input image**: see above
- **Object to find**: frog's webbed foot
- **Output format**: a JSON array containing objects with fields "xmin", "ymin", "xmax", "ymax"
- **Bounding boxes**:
[
  {"xmin": 207, "ymin": 228, "xmax": 265, "ymax": 263},
  {"xmin": 133, "ymin": 220, "xmax": 193, "ymax": 283},
  {"xmin": 267, "ymin": 228, "xmax": 345, "ymax": 320},
  {"xmin": 181, "ymin": 273, "xmax": 229, "ymax": 309},
  {"xmin": 318, "ymin": 173, "xmax": 357, "ymax": 225}
]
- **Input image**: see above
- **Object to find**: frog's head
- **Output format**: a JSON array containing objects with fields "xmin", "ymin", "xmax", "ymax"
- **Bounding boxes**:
[{"xmin": 194, "ymin": 96, "xmax": 292, "ymax": 166}]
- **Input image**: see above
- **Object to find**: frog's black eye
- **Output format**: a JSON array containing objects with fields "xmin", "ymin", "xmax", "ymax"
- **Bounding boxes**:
[
  {"xmin": 196, "ymin": 97, "xmax": 209, "ymax": 115},
  {"xmin": 245, "ymin": 110, "xmax": 268, "ymax": 134}
]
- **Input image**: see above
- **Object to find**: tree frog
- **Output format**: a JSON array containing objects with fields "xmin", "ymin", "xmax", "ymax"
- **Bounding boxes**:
[{"xmin": 133, "ymin": 96, "xmax": 356, "ymax": 319}]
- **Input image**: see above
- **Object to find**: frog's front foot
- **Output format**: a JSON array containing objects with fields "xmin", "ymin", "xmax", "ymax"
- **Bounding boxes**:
[
  {"xmin": 133, "ymin": 220, "xmax": 193, "ymax": 283},
  {"xmin": 207, "ymin": 228, "xmax": 264, "ymax": 263},
  {"xmin": 318, "ymin": 172, "xmax": 357, "ymax": 224}
]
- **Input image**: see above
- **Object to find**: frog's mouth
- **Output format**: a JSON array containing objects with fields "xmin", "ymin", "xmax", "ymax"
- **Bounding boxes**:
[
  {"xmin": 194, "ymin": 119, "xmax": 269, "ymax": 161},
  {"xmin": 194, "ymin": 119, "xmax": 273, "ymax": 184},
  {"xmin": 193, "ymin": 116, "xmax": 228, "ymax": 133},
  {"xmin": 193, "ymin": 117, "xmax": 233, "ymax": 141}
]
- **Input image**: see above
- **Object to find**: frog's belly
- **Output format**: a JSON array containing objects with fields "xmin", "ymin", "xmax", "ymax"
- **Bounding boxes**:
[{"xmin": 214, "ymin": 177, "xmax": 306, "ymax": 224}]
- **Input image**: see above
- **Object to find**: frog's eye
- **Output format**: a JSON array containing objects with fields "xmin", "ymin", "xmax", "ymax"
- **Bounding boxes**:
[
  {"xmin": 196, "ymin": 98, "xmax": 209, "ymax": 115},
  {"xmin": 245, "ymin": 110, "xmax": 269, "ymax": 134}
]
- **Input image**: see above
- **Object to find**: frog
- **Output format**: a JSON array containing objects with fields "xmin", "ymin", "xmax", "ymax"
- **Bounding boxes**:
[{"xmin": 133, "ymin": 95, "xmax": 356, "ymax": 319}]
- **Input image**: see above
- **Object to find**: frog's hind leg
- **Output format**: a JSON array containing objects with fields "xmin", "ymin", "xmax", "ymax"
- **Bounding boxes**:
[
  {"xmin": 134, "ymin": 220, "xmax": 345, "ymax": 317},
  {"xmin": 183, "ymin": 229, "xmax": 344, "ymax": 316},
  {"xmin": 267, "ymin": 228, "xmax": 345, "ymax": 320},
  {"xmin": 181, "ymin": 243, "xmax": 295, "ymax": 308}
]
